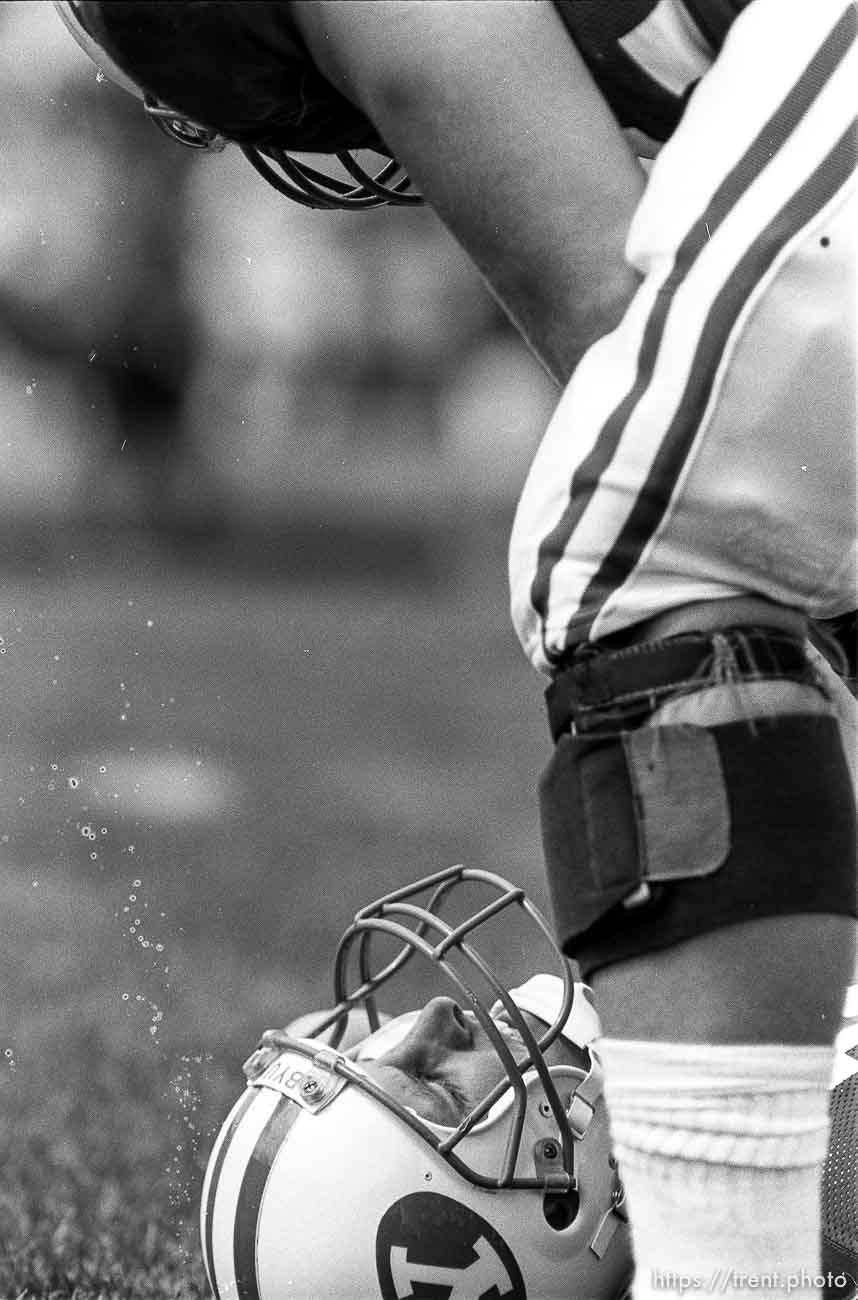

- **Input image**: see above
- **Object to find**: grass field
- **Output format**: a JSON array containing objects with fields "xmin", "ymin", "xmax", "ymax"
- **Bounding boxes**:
[{"xmin": 0, "ymin": 519, "xmax": 551, "ymax": 1298}]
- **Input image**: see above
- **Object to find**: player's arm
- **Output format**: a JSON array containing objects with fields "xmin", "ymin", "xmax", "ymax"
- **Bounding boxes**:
[{"xmin": 289, "ymin": 1, "xmax": 647, "ymax": 385}]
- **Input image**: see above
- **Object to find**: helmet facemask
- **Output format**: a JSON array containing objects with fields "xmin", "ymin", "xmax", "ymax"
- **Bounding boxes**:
[{"xmin": 249, "ymin": 864, "xmax": 598, "ymax": 1200}]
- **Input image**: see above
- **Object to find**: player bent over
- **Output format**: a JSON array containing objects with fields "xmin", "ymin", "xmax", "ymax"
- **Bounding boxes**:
[{"xmin": 53, "ymin": 2, "xmax": 858, "ymax": 1290}]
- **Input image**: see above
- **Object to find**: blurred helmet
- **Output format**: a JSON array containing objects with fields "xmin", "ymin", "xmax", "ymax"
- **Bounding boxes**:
[
  {"xmin": 52, "ymin": 1, "xmax": 422, "ymax": 209},
  {"xmin": 201, "ymin": 864, "xmax": 632, "ymax": 1299}
]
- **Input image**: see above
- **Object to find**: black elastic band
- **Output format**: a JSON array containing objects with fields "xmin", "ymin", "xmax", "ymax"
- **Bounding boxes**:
[{"xmin": 546, "ymin": 628, "xmax": 812, "ymax": 742}]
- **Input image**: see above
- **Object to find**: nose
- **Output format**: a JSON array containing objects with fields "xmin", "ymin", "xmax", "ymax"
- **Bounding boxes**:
[{"xmin": 408, "ymin": 997, "xmax": 474, "ymax": 1052}]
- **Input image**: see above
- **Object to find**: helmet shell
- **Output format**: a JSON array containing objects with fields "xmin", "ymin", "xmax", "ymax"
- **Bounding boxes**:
[{"xmin": 202, "ymin": 1060, "xmax": 632, "ymax": 1300}]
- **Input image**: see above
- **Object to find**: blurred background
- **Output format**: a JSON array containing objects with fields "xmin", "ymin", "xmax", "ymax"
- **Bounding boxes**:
[{"xmin": 0, "ymin": 3, "xmax": 561, "ymax": 1293}]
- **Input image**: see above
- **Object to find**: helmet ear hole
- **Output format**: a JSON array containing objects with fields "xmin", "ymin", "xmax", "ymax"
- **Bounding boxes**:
[{"xmin": 543, "ymin": 1187, "xmax": 581, "ymax": 1232}]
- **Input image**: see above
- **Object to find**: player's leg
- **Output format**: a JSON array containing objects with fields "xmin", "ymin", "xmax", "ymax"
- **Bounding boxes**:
[
  {"xmin": 583, "ymin": 667, "xmax": 856, "ymax": 1295},
  {"xmin": 538, "ymin": 624, "xmax": 857, "ymax": 1294}
]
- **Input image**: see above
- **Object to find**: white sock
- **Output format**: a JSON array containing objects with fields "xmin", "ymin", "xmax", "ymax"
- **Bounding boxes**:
[{"xmin": 597, "ymin": 1039, "xmax": 835, "ymax": 1299}]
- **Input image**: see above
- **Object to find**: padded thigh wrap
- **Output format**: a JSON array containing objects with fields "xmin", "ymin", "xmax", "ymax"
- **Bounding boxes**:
[{"xmin": 539, "ymin": 713, "xmax": 857, "ymax": 974}]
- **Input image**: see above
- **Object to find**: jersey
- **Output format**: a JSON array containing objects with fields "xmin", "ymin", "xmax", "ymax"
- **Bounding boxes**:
[
  {"xmin": 552, "ymin": 0, "xmax": 752, "ymax": 141},
  {"xmin": 511, "ymin": 0, "xmax": 857, "ymax": 669}
]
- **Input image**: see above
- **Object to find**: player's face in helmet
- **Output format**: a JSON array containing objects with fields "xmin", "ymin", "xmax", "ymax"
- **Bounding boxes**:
[{"xmin": 360, "ymin": 996, "xmax": 586, "ymax": 1126}]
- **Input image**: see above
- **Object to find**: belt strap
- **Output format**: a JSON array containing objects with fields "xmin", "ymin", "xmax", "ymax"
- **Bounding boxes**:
[{"xmin": 546, "ymin": 628, "xmax": 811, "ymax": 742}]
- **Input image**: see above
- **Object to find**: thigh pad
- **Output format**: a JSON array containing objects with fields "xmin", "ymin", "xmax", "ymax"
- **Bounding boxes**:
[{"xmin": 539, "ymin": 712, "xmax": 857, "ymax": 974}]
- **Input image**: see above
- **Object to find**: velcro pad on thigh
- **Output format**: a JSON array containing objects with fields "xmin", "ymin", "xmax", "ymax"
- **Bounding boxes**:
[
  {"xmin": 623, "ymin": 726, "xmax": 729, "ymax": 883},
  {"xmin": 541, "ymin": 712, "xmax": 857, "ymax": 967},
  {"xmin": 539, "ymin": 725, "xmax": 729, "ymax": 947}
]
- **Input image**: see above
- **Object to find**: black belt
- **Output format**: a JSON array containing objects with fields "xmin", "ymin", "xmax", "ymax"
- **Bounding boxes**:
[{"xmin": 546, "ymin": 628, "xmax": 812, "ymax": 742}]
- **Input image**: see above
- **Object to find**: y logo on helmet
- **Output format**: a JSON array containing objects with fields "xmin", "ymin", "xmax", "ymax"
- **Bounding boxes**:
[{"xmin": 376, "ymin": 1192, "xmax": 526, "ymax": 1300}]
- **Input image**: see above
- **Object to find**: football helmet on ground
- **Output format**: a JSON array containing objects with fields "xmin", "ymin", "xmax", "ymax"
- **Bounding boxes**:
[
  {"xmin": 52, "ymin": 1, "xmax": 422, "ymax": 209},
  {"xmin": 202, "ymin": 864, "xmax": 632, "ymax": 1299}
]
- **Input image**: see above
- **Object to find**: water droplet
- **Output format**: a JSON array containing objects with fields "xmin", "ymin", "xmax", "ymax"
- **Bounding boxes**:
[
  {"xmin": 67, "ymin": 777, "xmax": 80, "ymax": 790},
  {"xmin": 129, "ymin": 894, "xmax": 137, "ymax": 903},
  {"xmin": 133, "ymin": 879, "xmax": 141, "ymax": 887},
  {"xmin": 99, "ymin": 765, "xmax": 107, "ymax": 774},
  {"xmin": 122, "ymin": 993, "xmax": 130, "ymax": 1001}
]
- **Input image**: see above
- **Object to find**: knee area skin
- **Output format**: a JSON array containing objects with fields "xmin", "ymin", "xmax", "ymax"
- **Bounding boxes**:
[{"xmin": 590, "ymin": 914, "xmax": 857, "ymax": 1043}]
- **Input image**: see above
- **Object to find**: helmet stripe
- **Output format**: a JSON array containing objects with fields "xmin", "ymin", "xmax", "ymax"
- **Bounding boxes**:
[
  {"xmin": 202, "ymin": 1088, "xmax": 258, "ymax": 1299},
  {"xmin": 233, "ymin": 1096, "xmax": 303, "ymax": 1300}
]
